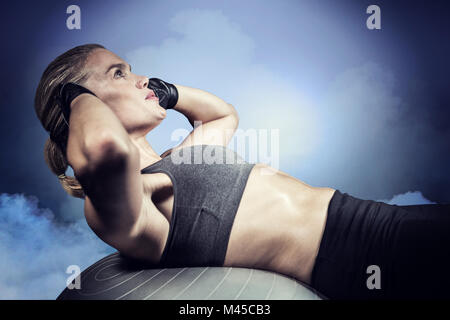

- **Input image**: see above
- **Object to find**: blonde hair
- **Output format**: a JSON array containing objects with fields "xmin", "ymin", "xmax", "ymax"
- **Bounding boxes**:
[{"xmin": 34, "ymin": 43, "xmax": 105, "ymax": 199}]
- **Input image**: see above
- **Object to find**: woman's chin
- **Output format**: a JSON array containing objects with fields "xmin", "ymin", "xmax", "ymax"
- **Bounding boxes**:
[
  {"xmin": 157, "ymin": 106, "xmax": 167, "ymax": 118},
  {"xmin": 145, "ymin": 102, "xmax": 166, "ymax": 119}
]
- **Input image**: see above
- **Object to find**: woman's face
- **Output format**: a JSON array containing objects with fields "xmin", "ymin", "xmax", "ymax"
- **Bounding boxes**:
[{"xmin": 82, "ymin": 48, "xmax": 167, "ymax": 136}]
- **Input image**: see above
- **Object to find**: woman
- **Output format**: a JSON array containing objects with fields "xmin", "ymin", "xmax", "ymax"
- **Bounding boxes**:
[{"xmin": 34, "ymin": 44, "xmax": 450, "ymax": 300}]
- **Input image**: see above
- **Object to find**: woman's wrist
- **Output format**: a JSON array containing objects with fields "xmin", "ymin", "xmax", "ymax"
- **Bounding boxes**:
[
  {"xmin": 147, "ymin": 77, "xmax": 179, "ymax": 110},
  {"xmin": 58, "ymin": 82, "xmax": 97, "ymax": 125}
]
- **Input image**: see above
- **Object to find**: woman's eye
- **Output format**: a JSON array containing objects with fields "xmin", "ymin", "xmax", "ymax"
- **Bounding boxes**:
[{"xmin": 114, "ymin": 69, "xmax": 125, "ymax": 78}]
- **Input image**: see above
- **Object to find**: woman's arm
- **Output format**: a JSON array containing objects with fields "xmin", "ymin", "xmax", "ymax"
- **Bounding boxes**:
[
  {"xmin": 66, "ymin": 93, "xmax": 144, "ymax": 239},
  {"xmin": 168, "ymin": 84, "xmax": 239, "ymax": 148},
  {"xmin": 67, "ymin": 93, "xmax": 133, "ymax": 169},
  {"xmin": 173, "ymin": 84, "xmax": 238, "ymax": 127}
]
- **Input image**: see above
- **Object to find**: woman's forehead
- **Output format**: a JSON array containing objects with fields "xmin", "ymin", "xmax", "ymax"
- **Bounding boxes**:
[{"xmin": 85, "ymin": 49, "xmax": 126, "ymax": 74}]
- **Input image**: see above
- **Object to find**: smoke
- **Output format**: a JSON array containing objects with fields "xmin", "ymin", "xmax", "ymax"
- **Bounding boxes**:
[
  {"xmin": 0, "ymin": 192, "xmax": 115, "ymax": 299},
  {"xmin": 125, "ymin": 8, "xmax": 449, "ymax": 202},
  {"xmin": 292, "ymin": 61, "xmax": 449, "ymax": 202},
  {"xmin": 126, "ymin": 8, "xmax": 320, "ymax": 165},
  {"xmin": 378, "ymin": 190, "xmax": 436, "ymax": 205}
]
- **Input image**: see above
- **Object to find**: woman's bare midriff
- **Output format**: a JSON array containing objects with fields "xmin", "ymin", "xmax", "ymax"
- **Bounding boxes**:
[
  {"xmin": 223, "ymin": 163, "xmax": 335, "ymax": 285},
  {"xmin": 142, "ymin": 162, "xmax": 336, "ymax": 285}
]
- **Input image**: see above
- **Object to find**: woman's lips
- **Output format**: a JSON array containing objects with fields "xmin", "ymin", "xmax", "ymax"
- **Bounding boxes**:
[{"xmin": 146, "ymin": 91, "xmax": 159, "ymax": 100}]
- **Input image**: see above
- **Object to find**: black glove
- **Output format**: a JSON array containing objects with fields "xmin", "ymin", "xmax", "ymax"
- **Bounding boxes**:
[
  {"xmin": 147, "ymin": 78, "xmax": 179, "ymax": 110},
  {"xmin": 58, "ymin": 82, "xmax": 97, "ymax": 125}
]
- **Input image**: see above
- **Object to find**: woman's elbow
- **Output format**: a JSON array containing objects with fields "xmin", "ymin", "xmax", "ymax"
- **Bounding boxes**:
[
  {"xmin": 227, "ymin": 104, "xmax": 239, "ymax": 124},
  {"xmin": 83, "ymin": 131, "xmax": 136, "ymax": 170}
]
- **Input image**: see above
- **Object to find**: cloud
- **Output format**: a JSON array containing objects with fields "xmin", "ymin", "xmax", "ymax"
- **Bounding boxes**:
[
  {"xmin": 0, "ymin": 193, "xmax": 115, "ymax": 299},
  {"xmin": 378, "ymin": 190, "xmax": 436, "ymax": 205},
  {"xmin": 125, "ymin": 8, "xmax": 321, "ymax": 167},
  {"xmin": 122, "ymin": 7, "xmax": 450, "ymax": 203},
  {"xmin": 305, "ymin": 62, "xmax": 405, "ymax": 182},
  {"xmin": 124, "ymin": 8, "xmax": 449, "ymax": 204},
  {"xmin": 298, "ymin": 61, "xmax": 449, "ymax": 202}
]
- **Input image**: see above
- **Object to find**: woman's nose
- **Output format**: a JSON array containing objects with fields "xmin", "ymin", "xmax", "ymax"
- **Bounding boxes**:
[{"xmin": 137, "ymin": 76, "xmax": 149, "ymax": 89}]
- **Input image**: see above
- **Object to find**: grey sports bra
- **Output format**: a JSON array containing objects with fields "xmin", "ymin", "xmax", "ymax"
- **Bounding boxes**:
[{"xmin": 140, "ymin": 144, "xmax": 256, "ymax": 267}]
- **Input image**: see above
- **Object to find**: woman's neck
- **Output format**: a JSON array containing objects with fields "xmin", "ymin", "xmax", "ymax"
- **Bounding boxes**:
[{"xmin": 130, "ymin": 135, "xmax": 162, "ymax": 171}]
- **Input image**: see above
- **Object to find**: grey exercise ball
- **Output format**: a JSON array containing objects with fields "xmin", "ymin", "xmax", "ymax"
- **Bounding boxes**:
[{"xmin": 57, "ymin": 252, "xmax": 325, "ymax": 300}]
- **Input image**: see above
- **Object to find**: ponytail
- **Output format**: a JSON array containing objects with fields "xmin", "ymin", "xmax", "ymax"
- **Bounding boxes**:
[
  {"xmin": 44, "ymin": 137, "xmax": 85, "ymax": 199},
  {"xmin": 34, "ymin": 43, "xmax": 105, "ymax": 199}
]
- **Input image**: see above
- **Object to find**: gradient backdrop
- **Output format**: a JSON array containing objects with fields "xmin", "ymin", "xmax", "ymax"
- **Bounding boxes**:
[{"xmin": 1, "ymin": 0, "xmax": 449, "ymax": 298}]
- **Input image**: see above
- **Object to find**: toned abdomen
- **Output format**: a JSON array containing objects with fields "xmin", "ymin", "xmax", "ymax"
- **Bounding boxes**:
[{"xmin": 224, "ymin": 163, "xmax": 336, "ymax": 284}]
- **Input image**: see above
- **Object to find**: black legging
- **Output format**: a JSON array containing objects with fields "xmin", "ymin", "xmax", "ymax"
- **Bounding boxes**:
[{"xmin": 311, "ymin": 190, "xmax": 450, "ymax": 300}]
